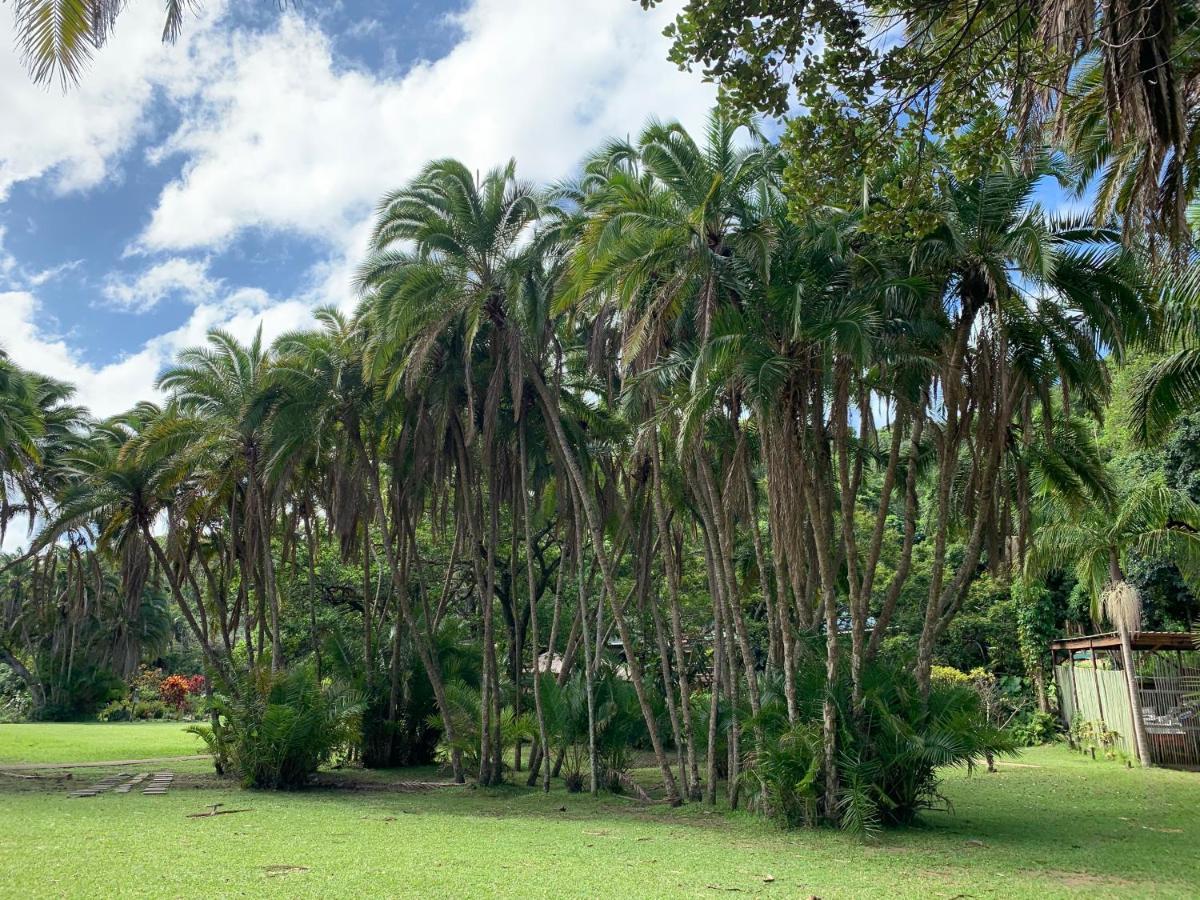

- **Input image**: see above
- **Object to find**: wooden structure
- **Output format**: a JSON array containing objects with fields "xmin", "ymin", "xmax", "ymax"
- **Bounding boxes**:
[{"xmin": 1051, "ymin": 632, "xmax": 1200, "ymax": 768}]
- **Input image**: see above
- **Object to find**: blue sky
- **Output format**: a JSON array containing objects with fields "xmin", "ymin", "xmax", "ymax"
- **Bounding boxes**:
[{"xmin": 0, "ymin": 0, "xmax": 715, "ymax": 416}]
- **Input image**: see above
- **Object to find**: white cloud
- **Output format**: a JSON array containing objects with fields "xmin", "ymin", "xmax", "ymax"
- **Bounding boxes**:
[
  {"xmin": 0, "ymin": 287, "xmax": 316, "ymax": 418},
  {"xmin": 139, "ymin": 0, "xmax": 715, "ymax": 254},
  {"xmin": 0, "ymin": 291, "xmax": 167, "ymax": 416},
  {"xmin": 0, "ymin": 2, "xmax": 228, "ymax": 199},
  {"xmin": 102, "ymin": 258, "xmax": 218, "ymax": 311}
]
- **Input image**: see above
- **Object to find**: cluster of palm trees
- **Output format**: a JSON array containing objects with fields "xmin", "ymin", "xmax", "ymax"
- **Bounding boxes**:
[{"xmin": 1, "ymin": 109, "xmax": 1190, "ymax": 817}]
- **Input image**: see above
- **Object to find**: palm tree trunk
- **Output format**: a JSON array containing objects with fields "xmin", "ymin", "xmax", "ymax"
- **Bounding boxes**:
[
  {"xmin": 650, "ymin": 441, "xmax": 702, "ymax": 798},
  {"xmin": 530, "ymin": 365, "xmax": 680, "ymax": 804},
  {"xmin": 358, "ymin": 435, "xmax": 464, "ymax": 783},
  {"xmin": 519, "ymin": 427, "xmax": 552, "ymax": 792},
  {"xmin": 573, "ymin": 516, "xmax": 600, "ymax": 797},
  {"xmin": 705, "ymin": 579, "xmax": 724, "ymax": 807}
]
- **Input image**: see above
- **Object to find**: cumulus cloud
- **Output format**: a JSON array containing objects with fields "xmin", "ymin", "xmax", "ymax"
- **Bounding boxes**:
[
  {"xmin": 102, "ymin": 258, "xmax": 218, "ymax": 311},
  {"xmin": 0, "ymin": 2, "xmax": 227, "ymax": 199},
  {"xmin": 0, "ymin": 0, "xmax": 714, "ymax": 418},
  {"xmin": 0, "ymin": 288, "xmax": 316, "ymax": 418},
  {"xmin": 139, "ymin": 0, "xmax": 715, "ymax": 253}
]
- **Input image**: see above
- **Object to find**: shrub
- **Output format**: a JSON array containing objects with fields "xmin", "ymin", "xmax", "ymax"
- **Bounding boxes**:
[
  {"xmin": 131, "ymin": 666, "xmax": 164, "ymax": 700},
  {"xmin": 97, "ymin": 699, "xmax": 134, "ymax": 722},
  {"xmin": 563, "ymin": 769, "xmax": 585, "ymax": 793},
  {"xmin": 188, "ymin": 664, "xmax": 363, "ymax": 788},
  {"xmin": 159, "ymin": 675, "xmax": 192, "ymax": 713},
  {"xmin": 1071, "ymin": 717, "xmax": 1125, "ymax": 760},
  {"xmin": 1011, "ymin": 710, "xmax": 1058, "ymax": 746},
  {"xmin": 135, "ymin": 699, "xmax": 168, "ymax": 719},
  {"xmin": 743, "ymin": 658, "xmax": 1013, "ymax": 835},
  {"xmin": 428, "ymin": 679, "xmax": 533, "ymax": 779},
  {"xmin": 35, "ymin": 665, "xmax": 125, "ymax": 721},
  {"xmin": 0, "ymin": 663, "xmax": 31, "ymax": 723}
]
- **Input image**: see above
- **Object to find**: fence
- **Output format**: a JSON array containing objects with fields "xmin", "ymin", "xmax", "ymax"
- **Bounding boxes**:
[
  {"xmin": 1055, "ymin": 662, "xmax": 1135, "ymax": 757},
  {"xmin": 1056, "ymin": 654, "xmax": 1200, "ymax": 767}
]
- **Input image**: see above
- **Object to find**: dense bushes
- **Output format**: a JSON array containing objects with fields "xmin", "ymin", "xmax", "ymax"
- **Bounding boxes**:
[
  {"xmin": 96, "ymin": 667, "xmax": 207, "ymax": 721},
  {"xmin": 31, "ymin": 664, "xmax": 126, "ymax": 721},
  {"xmin": 358, "ymin": 622, "xmax": 479, "ymax": 769},
  {"xmin": 188, "ymin": 665, "xmax": 362, "ymax": 788},
  {"xmin": 743, "ymin": 659, "xmax": 1012, "ymax": 834}
]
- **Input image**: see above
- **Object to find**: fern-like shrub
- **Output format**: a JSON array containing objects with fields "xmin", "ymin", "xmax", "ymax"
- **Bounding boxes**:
[
  {"xmin": 187, "ymin": 664, "xmax": 362, "ymax": 789},
  {"xmin": 427, "ymin": 679, "xmax": 534, "ymax": 779},
  {"xmin": 743, "ymin": 659, "xmax": 1013, "ymax": 835}
]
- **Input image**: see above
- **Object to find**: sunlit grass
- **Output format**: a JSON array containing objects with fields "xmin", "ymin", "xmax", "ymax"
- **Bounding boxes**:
[
  {"xmin": 0, "ymin": 721, "xmax": 204, "ymax": 764},
  {"xmin": 0, "ymin": 735, "xmax": 1195, "ymax": 898}
]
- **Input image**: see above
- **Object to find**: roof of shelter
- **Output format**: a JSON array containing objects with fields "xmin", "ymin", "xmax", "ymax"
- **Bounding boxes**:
[{"xmin": 1049, "ymin": 632, "xmax": 1197, "ymax": 653}]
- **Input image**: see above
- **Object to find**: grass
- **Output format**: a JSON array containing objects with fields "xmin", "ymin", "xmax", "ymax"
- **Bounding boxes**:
[
  {"xmin": 0, "ymin": 732, "xmax": 1196, "ymax": 898},
  {"xmin": 0, "ymin": 721, "xmax": 204, "ymax": 764}
]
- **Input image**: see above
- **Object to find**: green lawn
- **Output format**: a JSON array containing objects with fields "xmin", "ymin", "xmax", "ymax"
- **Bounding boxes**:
[
  {"xmin": 0, "ymin": 737, "xmax": 1195, "ymax": 898},
  {"xmin": 0, "ymin": 721, "xmax": 204, "ymax": 764}
]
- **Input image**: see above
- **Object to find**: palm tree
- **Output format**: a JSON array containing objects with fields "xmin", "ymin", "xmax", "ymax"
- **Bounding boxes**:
[
  {"xmin": 10, "ymin": 0, "xmax": 198, "ymax": 87},
  {"xmin": 1126, "ymin": 264, "xmax": 1200, "ymax": 446},
  {"xmin": 358, "ymin": 157, "xmax": 541, "ymax": 785},
  {"xmin": 25, "ymin": 404, "xmax": 235, "ymax": 685},
  {"xmin": 154, "ymin": 328, "xmax": 285, "ymax": 671},
  {"xmin": 561, "ymin": 109, "xmax": 777, "ymax": 806},
  {"xmin": 909, "ymin": 148, "xmax": 1151, "ymax": 697}
]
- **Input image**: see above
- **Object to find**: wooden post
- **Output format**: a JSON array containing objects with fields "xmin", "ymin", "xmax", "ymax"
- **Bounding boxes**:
[{"xmin": 1088, "ymin": 640, "xmax": 1106, "ymax": 731}]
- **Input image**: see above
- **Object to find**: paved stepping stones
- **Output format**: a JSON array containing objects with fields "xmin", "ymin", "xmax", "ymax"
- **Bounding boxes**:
[
  {"xmin": 142, "ymin": 772, "xmax": 174, "ymax": 795},
  {"xmin": 114, "ymin": 773, "xmax": 148, "ymax": 794},
  {"xmin": 68, "ymin": 772, "xmax": 131, "ymax": 798},
  {"xmin": 68, "ymin": 770, "xmax": 176, "ymax": 797}
]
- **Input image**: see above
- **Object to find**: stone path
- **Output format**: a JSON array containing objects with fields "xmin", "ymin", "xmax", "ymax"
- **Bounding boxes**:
[
  {"xmin": 67, "ymin": 770, "xmax": 173, "ymax": 798},
  {"xmin": 113, "ymin": 773, "xmax": 148, "ymax": 793},
  {"xmin": 69, "ymin": 772, "xmax": 133, "ymax": 798},
  {"xmin": 142, "ymin": 772, "xmax": 174, "ymax": 795}
]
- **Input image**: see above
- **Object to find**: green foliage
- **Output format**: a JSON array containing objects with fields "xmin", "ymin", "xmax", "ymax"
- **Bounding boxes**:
[
  {"xmin": 537, "ymin": 665, "xmax": 657, "ymax": 790},
  {"xmin": 32, "ymin": 665, "xmax": 125, "ymax": 722},
  {"xmin": 1070, "ymin": 717, "xmax": 1126, "ymax": 761},
  {"xmin": 1011, "ymin": 710, "xmax": 1058, "ymax": 747},
  {"xmin": 744, "ymin": 659, "xmax": 1013, "ymax": 835},
  {"xmin": 940, "ymin": 575, "xmax": 1022, "ymax": 676},
  {"xmin": 1013, "ymin": 579, "xmax": 1056, "ymax": 681},
  {"xmin": 358, "ymin": 620, "xmax": 480, "ymax": 769},
  {"xmin": 427, "ymin": 679, "xmax": 534, "ymax": 780},
  {"xmin": 97, "ymin": 698, "xmax": 171, "ymax": 722},
  {"xmin": 188, "ymin": 664, "xmax": 363, "ymax": 789},
  {"xmin": 0, "ymin": 662, "xmax": 31, "ymax": 723}
]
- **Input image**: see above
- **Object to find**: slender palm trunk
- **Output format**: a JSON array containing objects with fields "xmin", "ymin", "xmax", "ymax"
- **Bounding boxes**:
[
  {"xmin": 530, "ymin": 365, "xmax": 680, "ymax": 803},
  {"xmin": 519, "ymin": 428, "xmax": 552, "ymax": 792},
  {"xmin": 358, "ymin": 435, "xmax": 464, "ymax": 783},
  {"xmin": 573, "ymin": 516, "xmax": 600, "ymax": 797}
]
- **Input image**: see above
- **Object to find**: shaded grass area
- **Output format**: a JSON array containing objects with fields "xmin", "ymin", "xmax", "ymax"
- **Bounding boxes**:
[
  {"xmin": 0, "ymin": 741, "xmax": 1196, "ymax": 898},
  {"xmin": 0, "ymin": 721, "xmax": 204, "ymax": 764}
]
